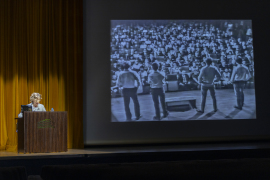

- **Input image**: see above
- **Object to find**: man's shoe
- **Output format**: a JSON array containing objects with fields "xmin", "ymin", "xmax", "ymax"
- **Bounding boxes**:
[
  {"xmin": 214, "ymin": 109, "xmax": 218, "ymax": 112},
  {"xmin": 162, "ymin": 112, "xmax": 169, "ymax": 118},
  {"xmin": 135, "ymin": 115, "xmax": 142, "ymax": 120},
  {"xmin": 234, "ymin": 105, "xmax": 242, "ymax": 110},
  {"xmin": 153, "ymin": 116, "xmax": 161, "ymax": 121},
  {"xmin": 196, "ymin": 109, "xmax": 204, "ymax": 113}
]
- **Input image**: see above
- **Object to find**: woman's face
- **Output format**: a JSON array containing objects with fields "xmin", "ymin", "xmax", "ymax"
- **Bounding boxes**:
[{"xmin": 33, "ymin": 98, "xmax": 41, "ymax": 107}]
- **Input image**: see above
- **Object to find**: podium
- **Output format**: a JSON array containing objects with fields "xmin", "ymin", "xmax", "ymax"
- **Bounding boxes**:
[{"xmin": 17, "ymin": 111, "xmax": 67, "ymax": 153}]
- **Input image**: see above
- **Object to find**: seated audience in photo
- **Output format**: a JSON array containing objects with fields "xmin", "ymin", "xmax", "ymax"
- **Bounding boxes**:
[
  {"xmin": 145, "ymin": 38, "xmax": 151, "ymax": 45},
  {"xmin": 129, "ymin": 46, "xmax": 135, "ymax": 55},
  {"xmin": 242, "ymin": 60, "xmax": 249, "ymax": 68},
  {"xmin": 154, "ymin": 60, "xmax": 162, "ymax": 71},
  {"xmin": 209, "ymin": 46, "xmax": 218, "ymax": 54},
  {"xmin": 149, "ymin": 55, "xmax": 156, "ymax": 63},
  {"xmin": 194, "ymin": 58, "xmax": 201, "ymax": 64},
  {"xmin": 111, "ymin": 75, "xmax": 118, "ymax": 86},
  {"xmin": 111, "ymin": 75, "xmax": 121, "ymax": 97},
  {"xmin": 176, "ymin": 53, "xmax": 183, "ymax": 61},
  {"xmin": 143, "ymin": 58, "xmax": 152, "ymax": 69},
  {"xmin": 158, "ymin": 46, "xmax": 167, "ymax": 54},
  {"xmin": 141, "ymin": 52, "xmax": 149, "ymax": 60},
  {"xmin": 201, "ymin": 61, "xmax": 206, "ymax": 67},
  {"xmin": 189, "ymin": 62, "xmax": 199, "ymax": 72},
  {"xmin": 133, "ymin": 50, "xmax": 140, "ymax": 58},
  {"xmin": 165, "ymin": 59, "xmax": 172, "ymax": 67},
  {"xmin": 171, "ymin": 56, "xmax": 177, "ymax": 63},
  {"xmin": 133, "ymin": 42, "xmax": 140, "ymax": 49},
  {"xmin": 178, "ymin": 60, "xmax": 186, "ymax": 67},
  {"xmin": 129, "ymin": 54, "xmax": 135, "ymax": 61},
  {"xmin": 132, "ymin": 60, "xmax": 142, "ymax": 72},
  {"xmin": 246, "ymin": 25, "xmax": 252, "ymax": 40},
  {"xmin": 179, "ymin": 70, "xmax": 190, "ymax": 91},
  {"xmin": 219, "ymin": 61, "xmax": 228, "ymax": 73},
  {"xmin": 118, "ymin": 56, "xmax": 125, "ymax": 64},
  {"xmin": 138, "ymin": 66, "xmax": 148, "ymax": 85},
  {"xmin": 111, "ymin": 21, "xmax": 254, "ymax": 95},
  {"xmin": 146, "ymin": 44, "xmax": 153, "ymax": 55},
  {"xmin": 221, "ymin": 68, "xmax": 231, "ymax": 87},
  {"xmin": 140, "ymin": 41, "xmax": 147, "ymax": 49},
  {"xmin": 244, "ymin": 50, "xmax": 250, "ymax": 58},
  {"xmin": 243, "ymin": 57, "xmax": 250, "ymax": 66},
  {"xmin": 160, "ymin": 66, "xmax": 170, "ymax": 76},
  {"xmin": 111, "ymin": 62, "xmax": 119, "ymax": 72},
  {"xmin": 211, "ymin": 61, "xmax": 219, "ymax": 68},
  {"xmin": 187, "ymin": 53, "xmax": 194, "ymax": 62},
  {"xmin": 190, "ymin": 70, "xmax": 201, "ymax": 90},
  {"xmin": 111, "ymin": 51, "xmax": 120, "ymax": 59},
  {"xmin": 169, "ymin": 62, "xmax": 180, "ymax": 75},
  {"xmin": 115, "ymin": 65, "xmax": 124, "ymax": 77}
]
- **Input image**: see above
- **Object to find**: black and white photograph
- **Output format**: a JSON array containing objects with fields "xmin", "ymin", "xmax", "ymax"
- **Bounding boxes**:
[{"xmin": 111, "ymin": 20, "xmax": 256, "ymax": 122}]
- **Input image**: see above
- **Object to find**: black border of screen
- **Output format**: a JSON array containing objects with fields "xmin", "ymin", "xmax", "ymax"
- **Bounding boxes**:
[{"xmin": 83, "ymin": 0, "xmax": 270, "ymax": 145}]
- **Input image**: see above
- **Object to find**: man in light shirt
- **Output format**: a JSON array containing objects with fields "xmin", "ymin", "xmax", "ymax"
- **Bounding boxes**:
[
  {"xmin": 197, "ymin": 58, "xmax": 221, "ymax": 113},
  {"xmin": 148, "ymin": 63, "xmax": 168, "ymax": 120},
  {"xmin": 229, "ymin": 58, "xmax": 251, "ymax": 110},
  {"xmin": 117, "ymin": 63, "xmax": 142, "ymax": 121}
]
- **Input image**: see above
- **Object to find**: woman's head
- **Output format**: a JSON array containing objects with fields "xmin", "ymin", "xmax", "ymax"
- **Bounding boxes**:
[{"xmin": 30, "ymin": 92, "xmax": 42, "ymax": 107}]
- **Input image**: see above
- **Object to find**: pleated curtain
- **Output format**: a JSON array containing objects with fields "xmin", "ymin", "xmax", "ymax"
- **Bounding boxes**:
[{"xmin": 0, "ymin": 0, "xmax": 83, "ymax": 151}]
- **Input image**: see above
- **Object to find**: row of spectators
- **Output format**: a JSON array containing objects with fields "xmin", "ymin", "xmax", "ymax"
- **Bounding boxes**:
[{"xmin": 110, "ymin": 20, "xmax": 254, "ymax": 96}]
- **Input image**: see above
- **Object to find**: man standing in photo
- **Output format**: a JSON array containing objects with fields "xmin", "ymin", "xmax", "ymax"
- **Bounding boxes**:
[
  {"xmin": 117, "ymin": 63, "xmax": 142, "ymax": 121},
  {"xmin": 148, "ymin": 63, "xmax": 169, "ymax": 120},
  {"xmin": 229, "ymin": 58, "xmax": 251, "ymax": 110},
  {"xmin": 197, "ymin": 58, "xmax": 221, "ymax": 113}
]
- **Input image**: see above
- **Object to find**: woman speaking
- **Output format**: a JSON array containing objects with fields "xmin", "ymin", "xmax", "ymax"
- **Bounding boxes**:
[{"xmin": 18, "ymin": 92, "xmax": 46, "ymax": 118}]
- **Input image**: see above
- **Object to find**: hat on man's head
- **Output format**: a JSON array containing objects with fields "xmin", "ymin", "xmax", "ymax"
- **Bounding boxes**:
[{"xmin": 236, "ymin": 58, "xmax": 242, "ymax": 64}]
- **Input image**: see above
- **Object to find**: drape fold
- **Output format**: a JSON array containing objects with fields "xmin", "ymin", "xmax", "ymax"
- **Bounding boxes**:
[{"xmin": 0, "ymin": 0, "xmax": 83, "ymax": 151}]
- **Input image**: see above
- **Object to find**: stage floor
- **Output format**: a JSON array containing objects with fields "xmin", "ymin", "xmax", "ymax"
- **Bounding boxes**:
[
  {"xmin": 1, "ymin": 141, "xmax": 270, "ymax": 176},
  {"xmin": 0, "ymin": 141, "xmax": 269, "ymax": 160},
  {"xmin": 112, "ymin": 88, "xmax": 256, "ymax": 122}
]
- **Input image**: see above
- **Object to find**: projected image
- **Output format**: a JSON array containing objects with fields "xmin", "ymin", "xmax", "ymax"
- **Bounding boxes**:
[{"xmin": 111, "ymin": 20, "xmax": 255, "ymax": 122}]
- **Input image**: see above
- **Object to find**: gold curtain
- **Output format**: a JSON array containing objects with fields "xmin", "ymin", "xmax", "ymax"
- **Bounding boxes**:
[{"xmin": 0, "ymin": 0, "xmax": 83, "ymax": 151}]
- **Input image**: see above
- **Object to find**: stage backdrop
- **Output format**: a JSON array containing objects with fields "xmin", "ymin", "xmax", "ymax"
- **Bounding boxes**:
[{"xmin": 0, "ymin": 0, "xmax": 83, "ymax": 151}]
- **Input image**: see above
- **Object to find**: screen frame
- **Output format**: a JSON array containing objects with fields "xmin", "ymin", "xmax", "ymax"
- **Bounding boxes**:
[{"xmin": 83, "ymin": 0, "xmax": 270, "ymax": 145}]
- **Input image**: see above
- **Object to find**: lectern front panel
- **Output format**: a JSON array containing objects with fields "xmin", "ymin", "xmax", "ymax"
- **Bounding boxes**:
[{"xmin": 22, "ymin": 111, "xmax": 67, "ymax": 153}]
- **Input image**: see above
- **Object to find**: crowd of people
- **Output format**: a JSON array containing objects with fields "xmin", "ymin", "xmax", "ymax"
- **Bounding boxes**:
[{"xmin": 111, "ymin": 20, "xmax": 255, "ymax": 97}]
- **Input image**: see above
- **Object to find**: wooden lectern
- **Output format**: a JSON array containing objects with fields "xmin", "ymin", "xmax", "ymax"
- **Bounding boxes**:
[{"xmin": 17, "ymin": 111, "xmax": 67, "ymax": 153}]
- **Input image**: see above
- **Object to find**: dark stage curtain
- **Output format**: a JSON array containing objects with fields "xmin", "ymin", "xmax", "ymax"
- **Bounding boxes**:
[{"xmin": 0, "ymin": 0, "xmax": 83, "ymax": 151}]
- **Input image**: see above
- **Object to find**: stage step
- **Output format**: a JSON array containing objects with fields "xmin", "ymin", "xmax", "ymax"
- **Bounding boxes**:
[{"xmin": 166, "ymin": 97, "xmax": 197, "ymax": 112}]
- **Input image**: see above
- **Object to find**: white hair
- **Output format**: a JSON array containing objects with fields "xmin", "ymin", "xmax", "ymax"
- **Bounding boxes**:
[{"xmin": 30, "ymin": 92, "xmax": 42, "ymax": 103}]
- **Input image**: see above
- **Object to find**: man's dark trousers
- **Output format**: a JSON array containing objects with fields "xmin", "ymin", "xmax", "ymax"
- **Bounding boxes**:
[
  {"xmin": 201, "ymin": 85, "xmax": 217, "ymax": 112},
  {"xmin": 122, "ymin": 88, "xmax": 140, "ymax": 120},
  {"xmin": 233, "ymin": 81, "xmax": 246, "ymax": 108},
  {"xmin": 151, "ymin": 88, "xmax": 167, "ymax": 118}
]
